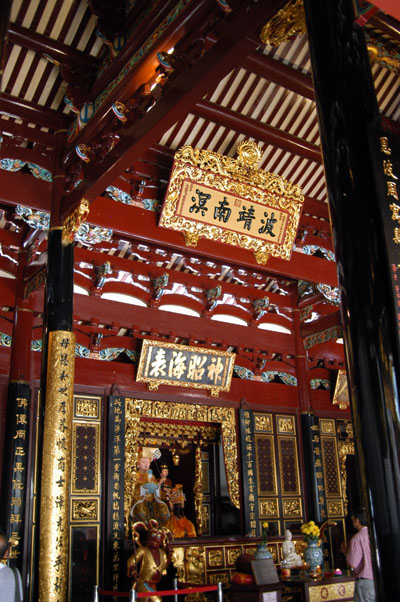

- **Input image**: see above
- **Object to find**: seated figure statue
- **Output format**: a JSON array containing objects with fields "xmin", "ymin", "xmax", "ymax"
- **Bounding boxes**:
[
  {"xmin": 282, "ymin": 529, "xmax": 302, "ymax": 568},
  {"xmin": 130, "ymin": 448, "xmax": 170, "ymax": 527},
  {"xmin": 166, "ymin": 484, "xmax": 196, "ymax": 538}
]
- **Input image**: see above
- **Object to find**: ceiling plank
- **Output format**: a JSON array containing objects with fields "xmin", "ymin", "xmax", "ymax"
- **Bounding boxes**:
[
  {"xmin": 7, "ymin": 23, "xmax": 97, "ymax": 71},
  {"xmin": 194, "ymin": 100, "xmax": 322, "ymax": 163}
]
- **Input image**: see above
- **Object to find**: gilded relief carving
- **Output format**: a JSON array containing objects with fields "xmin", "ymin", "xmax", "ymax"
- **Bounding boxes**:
[
  {"xmin": 260, "ymin": 0, "xmax": 306, "ymax": 47},
  {"xmin": 124, "ymin": 399, "xmax": 240, "ymax": 534},
  {"xmin": 208, "ymin": 572, "xmax": 230, "ymax": 585},
  {"xmin": 75, "ymin": 396, "xmax": 100, "ymax": 419},
  {"xmin": 208, "ymin": 549, "xmax": 224, "ymax": 567},
  {"xmin": 283, "ymin": 499, "xmax": 301, "ymax": 517},
  {"xmin": 327, "ymin": 500, "xmax": 344, "ymax": 517},
  {"xmin": 72, "ymin": 499, "xmax": 98, "ymax": 521},
  {"xmin": 277, "ymin": 415, "xmax": 295, "ymax": 435},
  {"xmin": 254, "ymin": 414, "xmax": 273, "ymax": 433},
  {"xmin": 185, "ymin": 546, "xmax": 206, "ymax": 583},
  {"xmin": 338, "ymin": 441, "xmax": 355, "ymax": 515},
  {"xmin": 226, "ymin": 548, "xmax": 241, "ymax": 567},
  {"xmin": 319, "ymin": 419, "xmax": 335, "ymax": 435},
  {"xmin": 259, "ymin": 499, "xmax": 279, "ymax": 518}
]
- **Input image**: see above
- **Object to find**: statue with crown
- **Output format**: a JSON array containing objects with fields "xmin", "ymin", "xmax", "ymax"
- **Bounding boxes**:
[{"xmin": 130, "ymin": 447, "xmax": 170, "ymax": 527}]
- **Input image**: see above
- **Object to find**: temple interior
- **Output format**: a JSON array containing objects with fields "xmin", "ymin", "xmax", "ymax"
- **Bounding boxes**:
[{"xmin": 0, "ymin": 1, "xmax": 400, "ymax": 601}]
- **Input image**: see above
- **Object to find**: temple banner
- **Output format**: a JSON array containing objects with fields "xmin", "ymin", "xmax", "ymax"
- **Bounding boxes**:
[
  {"xmin": 136, "ymin": 339, "xmax": 235, "ymax": 396},
  {"xmin": 159, "ymin": 141, "xmax": 304, "ymax": 265}
]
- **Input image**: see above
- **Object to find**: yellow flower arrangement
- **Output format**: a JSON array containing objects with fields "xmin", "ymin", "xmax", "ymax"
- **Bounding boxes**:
[
  {"xmin": 261, "ymin": 521, "xmax": 269, "ymax": 544},
  {"xmin": 300, "ymin": 520, "xmax": 320, "ymax": 542}
]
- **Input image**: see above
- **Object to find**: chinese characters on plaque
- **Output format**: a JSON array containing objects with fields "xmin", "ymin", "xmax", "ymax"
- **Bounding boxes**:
[
  {"xmin": 368, "ymin": 123, "xmax": 400, "ymax": 338},
  {"xmin": 159, "ymin": 141, "xmax": 304, "ymax": 265},
  {"xmin": 136, "ymin": 340, "xmax": 235, "ymax": 396},
  {"xmin": 107, "ymin": 396, "xmax": 125, "ymax": 594},
  {"xmin": 39, "ymin": 330, "xmax": 75, "ymax": 601},
  {"xmin": 240, "ymin": 409, "xmax": 259, "ymax": 537},
  {"xmin": 8, "ymin": 394, "xmax": 29, "ymax": 559}
]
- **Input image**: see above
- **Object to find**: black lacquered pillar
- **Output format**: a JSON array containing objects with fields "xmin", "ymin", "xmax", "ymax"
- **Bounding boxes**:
[{"xmin": 304, "ymin": 1, "xmax": 400, "ymax": 599}]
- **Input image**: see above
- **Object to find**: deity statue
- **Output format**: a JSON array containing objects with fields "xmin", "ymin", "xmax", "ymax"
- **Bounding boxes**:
[
  {"xmin": 130, "ymin": 448, "xmax": 170, "ymax": 527},
  {"xmin": 166, "ymin": 485, "xmax": 197, "ymax": 538},
  {"xmin": 282, "ymin": 529, "xmax": 302, "ymax": 568},
  {"xmin": 158, "ymin": 464, "xmax": 173, "ymax": 505},
  {"xmin": 128, "ymin": 519, "xmax": 173, "ymax": 602}
]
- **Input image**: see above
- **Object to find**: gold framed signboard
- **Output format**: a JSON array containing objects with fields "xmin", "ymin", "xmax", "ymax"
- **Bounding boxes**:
[
  {"xmin": 159, "ymin": 140, "xmax": 304, "ymax": 264},
  {"xmin": 136, "ymin": 339, "xmax": 235, "ymax": 396}
]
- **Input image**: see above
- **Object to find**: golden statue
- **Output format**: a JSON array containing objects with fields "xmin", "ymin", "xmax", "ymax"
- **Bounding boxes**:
[
  {"xmin": 128, "ymin": 520, "xmax": 173, "ymax": 602},
  {"xmin": 130, "ymin": 448, "xmax": 170, "ymax": 527}
]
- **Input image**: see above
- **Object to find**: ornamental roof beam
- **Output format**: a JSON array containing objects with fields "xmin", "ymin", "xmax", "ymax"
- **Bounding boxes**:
[{"xmin": 59, "ymin": 0, "xmax": 288, "ymax": 220}]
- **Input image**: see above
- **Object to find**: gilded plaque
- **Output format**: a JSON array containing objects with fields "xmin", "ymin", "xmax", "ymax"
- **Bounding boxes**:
[
  {"xmin": 136, "ymin": 339, "xmax": 235, "ymax": 396},
  {"xmin": 159, "ymin": 141, "xmax": 304, "ymax": 265}
]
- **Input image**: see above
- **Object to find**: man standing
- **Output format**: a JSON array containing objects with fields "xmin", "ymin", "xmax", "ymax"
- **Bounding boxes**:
[
  {"xmin": 345, "ymin": 508, "xmax": 376, "ymax": 602},
  {"xmin": 0, "ymin": 529, "xmax": 23, "ymax": 601}
]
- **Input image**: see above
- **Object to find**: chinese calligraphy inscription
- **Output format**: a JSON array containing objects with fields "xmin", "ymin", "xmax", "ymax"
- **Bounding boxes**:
[
  {"xmin": 137, "ymin": 339, "xmax": 235, "ymax": 396},
  {"xmin": 159, "ymin": 142, "xmax": 304, "ymax": 264}
]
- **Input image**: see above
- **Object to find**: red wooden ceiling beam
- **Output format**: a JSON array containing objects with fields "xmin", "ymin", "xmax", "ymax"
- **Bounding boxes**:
[
  {"xmin": 300, "ymin": 310, "xmax": 342, "ymax": 338},
  {"xmin": 242, "ymin": 51, "xmax": 315, "ymax": 101},
  {"xmin": 302, "ymin": 196, "xmax": 330, "ymax": 220},
  {"xmin": 0, "ymin": 120, "xmax": 56, "ymax": 148},
  {"xmin": 0, "ymin": 228, "xmax": 24, "ymax": 249},
  {"xmin": 194, "ymin": 100, "xmax": 322, "ymax": 163},
  {"xmin": 0, "ymin": 170, "xmax": 52, "ymax": 212},
  {"xmin": 73, "ymin": 293, "xmax": 296, "ymax": 355},
  {"xmin": 74, "ymin": 246, "xmax": 296, "ymax": 310},
  {"xmin": 8, "ymin": 22, "xmax": 97, "ymax": 71},
  {"xmin": 88, "ymin": 197, "xmax": 338, "ymax": 286},
  {"xmin": 0, "ymin": 93, "xmax": 68, "ymax": 131},
  {"xmin": 60, "ymin": 0, "xmax": 288, "ymax": 218}
]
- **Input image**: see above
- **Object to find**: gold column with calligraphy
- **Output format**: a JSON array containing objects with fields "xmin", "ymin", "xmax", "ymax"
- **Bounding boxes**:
[{"xmin": 39, "ymin": 330, "xmax": 75, "ymax": 602}]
